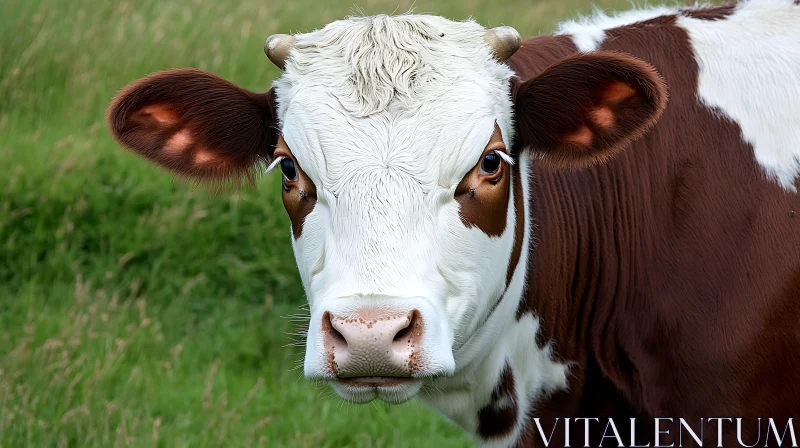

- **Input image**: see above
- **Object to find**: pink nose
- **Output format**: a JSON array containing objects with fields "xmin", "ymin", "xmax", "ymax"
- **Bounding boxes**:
[{"xmin": 322, "ymin": 310, "xmax": 424, "ymax": 378}]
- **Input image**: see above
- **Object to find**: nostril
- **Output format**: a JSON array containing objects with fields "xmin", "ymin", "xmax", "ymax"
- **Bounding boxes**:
[
  {"xmin": 330, "ymin": 325, "xmax": 347, "ymax": 347},
  {"xmin": 392, "ymin": 309, "xmax": 423, "ymax": 348},
  {"xmin": 322, "ymin": 311, "xmax": 348, "ymax": 351},
  {"xmin": 393, "ymin": 319, "xmax": 412, "ymax": 343}
]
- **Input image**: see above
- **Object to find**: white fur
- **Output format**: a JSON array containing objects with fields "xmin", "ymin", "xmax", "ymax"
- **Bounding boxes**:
[
  {"xmin": 677, "ymin": 0, "xmax": 800, "ymax": 191},
  {"xmin": 270, "ymin": 13, "xmax": 568, "ymax": 445},
  {"xmin": 273, "ymin": 14, "xmax": 519, "ymax": 376}
]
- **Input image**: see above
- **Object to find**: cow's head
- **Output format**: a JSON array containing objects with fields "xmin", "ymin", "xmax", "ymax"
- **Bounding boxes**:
[{"xmin": 108, "ymin": 15, "xmax": 665, "ymax": 404}]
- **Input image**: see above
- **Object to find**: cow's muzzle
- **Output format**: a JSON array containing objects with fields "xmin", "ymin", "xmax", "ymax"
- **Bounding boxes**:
[
  {"xmin": 323, "ymin": 309, "xmax": 423, "ymax": 377},
  {"xmin": 304, "ymin": 296, "xmax": 456, "ymax": 403}
]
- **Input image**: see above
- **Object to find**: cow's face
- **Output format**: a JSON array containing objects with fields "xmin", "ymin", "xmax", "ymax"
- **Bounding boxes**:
[
  {"xmin": 268, "ymin": 16, "xmax": 520, "ymax": 403},
  {"xmin": 107, "ymin": 15, "xmax": 666, "ymax": 405}
]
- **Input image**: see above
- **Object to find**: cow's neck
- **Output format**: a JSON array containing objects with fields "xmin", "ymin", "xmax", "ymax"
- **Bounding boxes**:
[{"xmin": 421, "ymin": 145, "xmax": 652, "ymax": 445}]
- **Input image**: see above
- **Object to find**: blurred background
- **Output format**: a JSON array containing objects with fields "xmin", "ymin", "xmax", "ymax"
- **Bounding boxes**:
[{"xmin": 1, "ymin": 0, "xmax": 644, "ymax": 446}]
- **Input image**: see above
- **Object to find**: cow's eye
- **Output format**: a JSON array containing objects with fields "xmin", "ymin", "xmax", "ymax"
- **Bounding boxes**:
[
  {"xmin": 280, "ymin": 158, "xmax": 298, "ymax": 181},
  {"xmin": 480, "ymin": 152, "xmax": 502, "ymax": 175}
]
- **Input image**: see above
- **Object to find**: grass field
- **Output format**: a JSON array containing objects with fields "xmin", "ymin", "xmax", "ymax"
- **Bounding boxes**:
[{"xmin": 1, "ymin": 0, "xmax": 641, "ymax": 446}]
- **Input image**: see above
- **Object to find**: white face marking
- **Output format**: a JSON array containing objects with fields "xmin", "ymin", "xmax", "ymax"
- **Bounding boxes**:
[
  {"xmin": 271, "ymin": 14, "xmax": 527, "ymax": 392},
  {"xmin": 678, "ymin": 0, "xmax": 800, "ymax": 191}
]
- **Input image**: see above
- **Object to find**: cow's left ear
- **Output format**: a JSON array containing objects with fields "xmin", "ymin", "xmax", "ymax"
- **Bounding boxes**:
[{"xmin": 514, "ymin": 51, "xmax": 667, "ymax": 169}]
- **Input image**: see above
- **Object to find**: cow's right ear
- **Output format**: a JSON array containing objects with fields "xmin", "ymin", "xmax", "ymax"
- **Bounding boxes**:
[
  {"xmin": 514, "ymin": 51, "xmax": 667, "ymax": 170},
  {"xmin": 107, "ymin": 68, "xmax": 278, "ymax": 183}
]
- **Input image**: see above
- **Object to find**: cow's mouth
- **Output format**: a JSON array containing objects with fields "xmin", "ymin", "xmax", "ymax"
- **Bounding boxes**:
[
  {"xmin": 330, "ymin": 377, "xmax": 423, "ymax": 404},
  {"xmin": 339, "ymin": 376, "xmax": 412, "ymax": 387}
]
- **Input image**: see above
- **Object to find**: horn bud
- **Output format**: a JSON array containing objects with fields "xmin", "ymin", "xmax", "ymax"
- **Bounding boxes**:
[
  {"xmin": 264, "ymin": 34, "xmax": 296, "ymax": 70},
  {"xmin": 484, "ymin": 26, "xmax": 521, "ymax": 62}
]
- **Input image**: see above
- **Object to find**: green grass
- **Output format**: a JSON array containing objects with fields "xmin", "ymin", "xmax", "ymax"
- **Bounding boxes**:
[{"xmin": 1, "ymin": 0, "xmax": 636, "ymax": 446}]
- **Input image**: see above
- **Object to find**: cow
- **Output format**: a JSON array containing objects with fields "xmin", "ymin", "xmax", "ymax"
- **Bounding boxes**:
[{"xmin": 106, "ymin": 0, "xmax": 800, "ymax": 446}]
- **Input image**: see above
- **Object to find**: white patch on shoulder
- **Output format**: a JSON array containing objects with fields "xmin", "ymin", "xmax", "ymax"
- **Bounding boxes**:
[
  {"xmin": 677, "ymin": 0, "xmax": 800, "ymax": 191},
  {"xmin": 555, "ymin": 4, "xmax": 678, "ymax": 51}
]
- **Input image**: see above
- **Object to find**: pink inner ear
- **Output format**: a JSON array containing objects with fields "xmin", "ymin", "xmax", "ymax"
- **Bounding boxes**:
[
  {"xmin": 564, "ymin": 125, "xmax": 593, "ymax": 146},
  {"xmin": 603, "ymin": 82, "xmax": 637, "ymax": 104},
  {"xmin": 194, "ymin": 147, "xmax": 219, "ymax": 165},
  {"xmin": 165, "ymin": 128, "xmax": 194, "ymax": 157},
  {"xmin": 140, "ymin": 104, "xmax": 180, "ymax": 125},
  {"xmin": 589, "ymin": 106, "xmax": 615, "ymax": 129},
  {"xmin": 164, "ymin": 128, "xmax": 221, "ymax": 166}
]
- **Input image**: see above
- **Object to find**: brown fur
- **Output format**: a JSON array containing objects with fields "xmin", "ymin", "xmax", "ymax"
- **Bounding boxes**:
[
  {"xmin": 514, "ymin": 51, "xmax": 668, "ymax": 171},
  {"xmin": 106, "ymin": 68, "xmax": 278, "ymax": 187},
  {"xmin": 275, "ymin": 137, "xmax": 317, "ymax": 238},
  {"xmin": 477, "ymin": 361, "xmax": 519, "ymax": 439},
  {"xmin": 680, "ymin": 3, "xmax": 737, "ymax": 20},
  {"xmin": 506, "ymin": 154, "xmax": 525, "ymax": 286},
  {"xmin": 455, "ymin": 125, "xmax": 511, "ymax": 237},
  {"xmin": 505, "ymin": 6, "xmax": 800, "ymax": 446}
]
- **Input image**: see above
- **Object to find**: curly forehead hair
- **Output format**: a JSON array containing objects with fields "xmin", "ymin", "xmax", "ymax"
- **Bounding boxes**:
[{"xmin": 273, "ymin": 14, "xmax": 513, "ymax": 117}]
